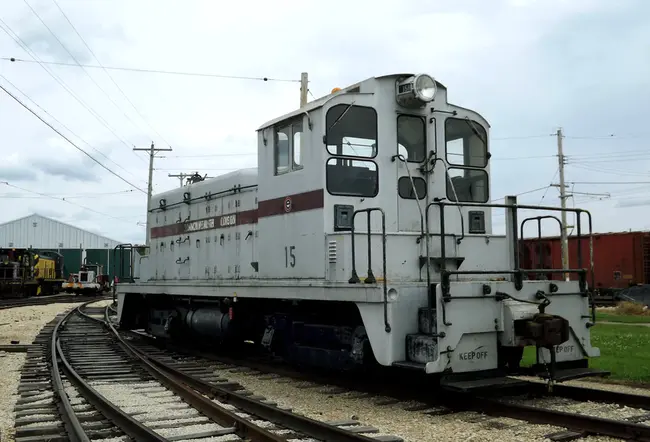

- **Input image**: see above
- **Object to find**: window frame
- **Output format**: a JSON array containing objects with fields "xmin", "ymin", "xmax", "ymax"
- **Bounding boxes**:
[
  {"xmin": 397, "ymin": 114, "xmax": 428, "ymax": 163},
  {"xmin": 398, "ymin": 176, "xmax": 427, "ymax": 200},
  {"xmin": 325, "ymin": 157, "xmax": 379, "ymax": 198},
  {"xmin": 325, "ymin": 104, "xmax": 378, "ymax": 159},
  {"xmin": 444, "ymin": 117, "xmax": 488, "ymax": 168},
  {"xmin": 274, "ymin": 116, "xmax": 304, "ymax": 176},
  {"xmin": 445, "ymin": 167, "xmax": 490, "ymax": 203}
]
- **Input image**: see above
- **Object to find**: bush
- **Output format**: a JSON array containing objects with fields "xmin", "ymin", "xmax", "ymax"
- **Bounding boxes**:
[{"xmin": 616, "ymin": 301, "xmax": 650, "ymax": 316}]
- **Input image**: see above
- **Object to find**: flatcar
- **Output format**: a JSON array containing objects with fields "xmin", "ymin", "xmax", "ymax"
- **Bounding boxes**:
[{"xmin": 116, "ymin": 73, "xmax": 603, "ymax": 389}]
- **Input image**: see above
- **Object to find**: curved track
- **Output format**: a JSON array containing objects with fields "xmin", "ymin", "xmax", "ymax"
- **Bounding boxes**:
[
  {"xmin": 14, "ymin": 300, "xmax": 406, "ymax": 442},
  {"xmin": 0, "ymin": 293, "xmax": 110, "ymax": 310},
  {"xmin": 119, "ymin": 323, "xmax": 650, "ymax": 442}
]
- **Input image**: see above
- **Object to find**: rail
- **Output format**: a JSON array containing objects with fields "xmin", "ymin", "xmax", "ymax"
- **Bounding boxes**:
[
  {"xmin": 54, "ymin": 301, "xmax": 165, "ymax": 441},
  {"xmin": 424, "ymin": 197, "xmax": 595, "ymax": 332},
  {"xmin": 348, "ymin": 208, "xmax": 390, "ymax": 333},
  {"xmin": 99, "ymin": 309, "xmax": 381, "ymax": 442}
]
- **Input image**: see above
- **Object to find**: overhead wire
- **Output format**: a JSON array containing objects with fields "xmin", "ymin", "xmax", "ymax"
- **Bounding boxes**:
[
  {"xmin": 23, "ymin": 0, "xmax": 150, "ymax": 149},
  {"xmin": 0, "ymin": 18, "xmax": 147, "ymax": 166},
  {"xmin": 0, "ymin": 189, "xmax": 135, "ymax": 199},
  {"xmin": 49, "ymin": 0, "xmax": 174, "ymax": 150},
  {"xmin": 3, "ymin": 56, "xmax": 301, "ymax": 83},
  {"xmin": 0, "ymin": 82, "xmax": 147, "ymax": 194},
  {"xmin": 1, "ymin": 181, "xmax": 144, "ymax": 226},
  {"xmin": 0, "ymin": 73, "xmax": 145, "ymax": 185}
]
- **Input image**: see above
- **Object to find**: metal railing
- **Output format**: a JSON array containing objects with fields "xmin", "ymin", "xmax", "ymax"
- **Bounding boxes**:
[
  {"xmin": 347, "ymin": 208, "xmax": 390, "ymax": 333},
  {"xmin": 424, "ymin": 198, "xmax": 595, "ymax": 333}
]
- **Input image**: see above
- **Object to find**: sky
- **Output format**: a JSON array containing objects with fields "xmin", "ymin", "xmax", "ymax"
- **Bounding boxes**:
[{"xmin": 0, "ymin": 0, "xmax": 648, "ymax": 244}]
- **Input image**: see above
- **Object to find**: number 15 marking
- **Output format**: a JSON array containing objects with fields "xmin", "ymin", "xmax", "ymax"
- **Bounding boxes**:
[{"xmin": 285, "ymin": 246, "xmax": 295, "ymax": 268}]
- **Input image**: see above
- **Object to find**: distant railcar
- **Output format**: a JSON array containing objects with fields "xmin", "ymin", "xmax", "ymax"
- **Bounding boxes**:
[
  {"xmin": 520, "ymin": 231, "xmax": 650, "ymax": 294},
  {"xmin": 0, "ymin": 248, "xmax": 65, "ymax": 297},
  {"xmin": 115, "ymin": 72, "xmax": 605, "ymax": 389}
]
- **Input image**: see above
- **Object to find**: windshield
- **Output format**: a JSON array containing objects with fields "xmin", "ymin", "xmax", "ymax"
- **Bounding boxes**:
[
  {"xmin": 325, "ymin": 104, "xmax": 379, "ymax": 197},
  {"xmin": 397, "ymin": 115, "xmax": 426, "ymax": 162},
  {"xmin": 445, "ymin": 118, "xmax": 487, "ymax": 167}
]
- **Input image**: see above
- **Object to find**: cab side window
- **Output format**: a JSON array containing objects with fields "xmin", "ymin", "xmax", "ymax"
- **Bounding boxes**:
[{"xmin": 274, "ymin": 117, "xmax": 304, "ymax": 175}]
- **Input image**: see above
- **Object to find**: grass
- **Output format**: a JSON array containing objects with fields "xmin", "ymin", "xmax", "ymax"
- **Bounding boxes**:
[
  {"xmin": 596, "ymin": 312, "xmax": 650, "ymax": 323},
  {"xmin": 521, "ymin": 322, "xmax": 650, "ymax": 384}
]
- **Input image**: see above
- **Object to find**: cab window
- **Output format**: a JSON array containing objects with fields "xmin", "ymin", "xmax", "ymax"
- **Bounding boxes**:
[
  {"xmin": 397, "ymin": 115, "xmax": 426, "ymax": 162},
  {"xmin": 274, "ymin": 118, "xmax": 303, "ymax": 175},
  {"xmin": 325, "ymin": 104, "xmax": 379, "ymax": 197},
  {"xmin": 326, "ymin": 104, "xmax": 377, "ymax": 158},
  {"xmin": 445, "ymin": 118, "xmax": 487, "ymax": 168},
  {"xmin": 446, "ymin": 168, "xmax": 488, "ymax": 203}
]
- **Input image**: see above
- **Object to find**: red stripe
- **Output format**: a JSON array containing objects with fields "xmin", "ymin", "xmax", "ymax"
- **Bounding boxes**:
[{"xmin": 150, "ymin": 189, "xmax": 324, "ymax": 239}]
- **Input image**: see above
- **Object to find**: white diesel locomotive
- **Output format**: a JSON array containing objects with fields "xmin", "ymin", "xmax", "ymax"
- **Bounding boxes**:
[{"xmin": 116, "ymin": 73, "xmax": 603, "ymax": 389}]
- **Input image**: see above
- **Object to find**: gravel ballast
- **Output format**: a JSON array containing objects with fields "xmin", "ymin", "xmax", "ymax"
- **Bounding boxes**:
[
  {"xmin": 216, "ymin": 368, "xmax": 637, "ymax": 442},
  {"xmin": 0, "ymin": 301, "xmax": 87, "ymax": 442}
]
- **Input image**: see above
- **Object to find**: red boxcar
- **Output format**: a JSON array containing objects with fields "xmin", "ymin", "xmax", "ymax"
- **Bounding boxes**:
[{"xmin": 520, "ymin": 231, "xmax": 650, "ymax": 291}]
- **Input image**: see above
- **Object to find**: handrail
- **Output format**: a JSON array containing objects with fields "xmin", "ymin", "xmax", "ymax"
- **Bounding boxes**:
[
  {"xmin": 348, "ymin": 208, "xmax": 390, "ymax": 333},
  {"xmin": 520, "ymin": 215, "xmax": 563, "ymax": 275},
  {"xmin": 423, "ymin": 198, "xmax": 595, "ymax": 330}
]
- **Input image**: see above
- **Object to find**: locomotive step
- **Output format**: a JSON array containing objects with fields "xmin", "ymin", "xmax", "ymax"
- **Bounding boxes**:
[
  {"xmin": 534, "ymin": 367, "xmax": 610, "ymax": 382},
  {"xmin": 440, "ymin": 376, "xmax": 529, "ymax": 393}
]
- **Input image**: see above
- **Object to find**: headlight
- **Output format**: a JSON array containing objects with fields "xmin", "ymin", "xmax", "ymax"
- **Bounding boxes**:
[
  {"xmin": 396, "ymin": 74, "xmax": 437, "ymax": 108},
  {"xmin": 414, "ymin": 74, "xmax": 436, "ymax": 101}
]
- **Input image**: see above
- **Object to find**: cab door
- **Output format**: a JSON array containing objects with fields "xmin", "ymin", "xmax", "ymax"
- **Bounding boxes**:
[{"xmin": 396, "ymin": 114, "xmax": 430, "ymax": 232}]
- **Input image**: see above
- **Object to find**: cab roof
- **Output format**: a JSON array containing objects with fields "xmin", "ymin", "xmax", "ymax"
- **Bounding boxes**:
[{"xmin": 256, "ymin": 73, "xmax": 448, "ymax": 132}]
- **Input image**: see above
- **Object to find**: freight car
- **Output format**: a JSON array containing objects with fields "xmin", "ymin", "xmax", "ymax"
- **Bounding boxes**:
[
  {"xmin": 520, "ymin": 231, "xmax": 650, "ymax": 304},
  {"xmin": 115, "ymin": 72, "xmax": 605, "ymax": 389},
  {"xmin": 0, "ymin": 248, "xmax": 65, "ymax": 297}
]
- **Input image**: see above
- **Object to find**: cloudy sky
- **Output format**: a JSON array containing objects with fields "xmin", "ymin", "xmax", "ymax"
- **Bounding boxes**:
[{"xmin": 0, "ymin": 0, "xmax": 648, "ymax": 244}]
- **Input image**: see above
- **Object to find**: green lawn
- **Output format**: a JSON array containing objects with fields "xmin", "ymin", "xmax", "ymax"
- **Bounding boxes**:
[
  {"xmin": 522, "ymin": 323, "xmax": 650, "ymax": 384},
  {"xmin": 595, "ymin": 311, "xmax": 650, "ymax": 324}
]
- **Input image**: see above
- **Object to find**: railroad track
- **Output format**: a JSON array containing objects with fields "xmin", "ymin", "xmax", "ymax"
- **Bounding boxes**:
[
  {"xmin": 0, "ymin": 293, "xmax": 111, "ymax": 310},
  {"xmin": 12, "ymin": 300, "xmax": 405, "ymax": 442},
  {"xmin": 114, "ymin": 314, "xmax": 650, "ymax": 442}
]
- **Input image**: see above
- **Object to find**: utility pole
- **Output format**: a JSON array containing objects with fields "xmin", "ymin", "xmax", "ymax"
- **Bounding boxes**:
[
  {"xmin": 168, "ymin": 172, "xmax": 212, "ymax": 188},
  {"xmin": 168, "ymin": 172, "xmax": 191, "ymax": 188},
  {"xmin": 300, "ymin": 72, "xmax": 308, "ymax": 107},
  {"xmin": 133, "ymin": 142, "xmax": 172, "ymax": 246},
  {"xmin": 556, "ymin": 128, "xmax": 570, "ymax": 281}
]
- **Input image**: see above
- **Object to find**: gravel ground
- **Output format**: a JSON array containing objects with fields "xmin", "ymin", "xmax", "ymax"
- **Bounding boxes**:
[
  {"xmin": 0, "ymin": 301, "xmax": 83, "ymax": 344},
  {"xmin": 216, "ymin": 368, "xmax": 630, "ymax": 442},
  {"xmin": 0, "ymin": 353, "xmax": 25, "ymax": 442},
  {"xmin": 0, "ymin": 301, "xmax": 87, "ymax": 442}
]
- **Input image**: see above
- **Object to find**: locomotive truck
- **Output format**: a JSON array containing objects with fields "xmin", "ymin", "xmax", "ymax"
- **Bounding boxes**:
[{"xmin": 115, "ymin": 72, "xmax": 604, "ymax": 389}]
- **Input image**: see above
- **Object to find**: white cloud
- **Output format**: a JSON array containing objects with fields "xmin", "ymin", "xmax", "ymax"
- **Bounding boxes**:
[{"xmin": 0, "ymin": 0, "xmax": 647, "ymax": 244}]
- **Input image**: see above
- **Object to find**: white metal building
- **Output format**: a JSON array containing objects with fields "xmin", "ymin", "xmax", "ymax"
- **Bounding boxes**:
[{"xmin": 0, "ymin": 213, "xmax": 122, "ymax": 249}]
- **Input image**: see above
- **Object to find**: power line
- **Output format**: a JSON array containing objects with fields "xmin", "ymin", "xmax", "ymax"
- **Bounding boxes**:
[
  {"xmin": 490, "ymin": 186, "xmax": 549, "ymax": 203},
  {"xmin": 570, "ymin": 163, "xmax": 650, "ymax": 177},
  {"xmin": 568, "ymin": 181, "xmax": 650, "ymax": 185},
  {"xmin": 0, "ymin": 73, "xmax": 145, "ymax": 184},
  {"xmin": 0, "ymin": 19, "xmax": 147, "ymax": 166},
  {"xmin": 1, "ymin": 181, "xmax": 143, "ymax": 226},
  {"xmin": 3, "ymin": 56, "xmax": 301, "ymax": 83},
  {"xmin": 0, "ymin": 189, "xmax": 135, "ymax": 199},
  {"xmin": 23, "ymin": 0, "xmax": 149, "ymax": 146},
  {"xmin": 491, "ymin": 134, "xmax": 552, "ymax": 140},
  {"xmin": 50, "ymin": 0, "xmax": 174, "ymax": 149},
  {"xmin": 538, "ymin": 167, "xmax": 560, "ymax": 204},
  {"xmin": 162, "ymin": 152, "xmax": 256, "ymax": 159},
  {"xmin": 0, "ymin": 83, "xmax": 147, "ymax": 194}
]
